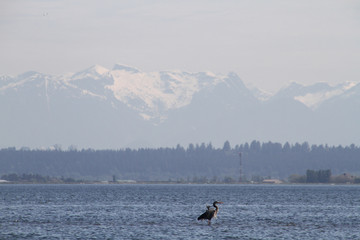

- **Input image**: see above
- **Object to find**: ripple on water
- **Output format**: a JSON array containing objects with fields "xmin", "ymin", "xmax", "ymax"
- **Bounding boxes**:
[{"xmin": 0, "ymin": 184, "xmax": 360, "ymax": 239}]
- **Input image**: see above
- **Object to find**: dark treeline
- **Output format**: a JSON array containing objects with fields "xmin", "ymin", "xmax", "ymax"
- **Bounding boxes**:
[
  {"xmin": 1, "ymin": 173, "xmax": 80, "ymax": 183},
  {"xmin": 306, "ymin": 169, "xmax": 332, "ymax": 183},
  {"xmin": 0, "ymin": 141, "xmax": 360, "ymax": 181},
  {"xmin": 289, "ymin": 169, "xmax": 360, "ymax": 184}
]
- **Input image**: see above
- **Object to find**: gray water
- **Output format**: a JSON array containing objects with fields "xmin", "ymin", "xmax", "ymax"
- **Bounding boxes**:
[{"xmin": 1, "ymin": 184, "xmax": 360, "ymax": 239}]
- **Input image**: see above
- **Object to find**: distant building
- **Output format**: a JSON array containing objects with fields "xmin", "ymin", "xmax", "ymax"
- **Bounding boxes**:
[
  {"xmin": 332, "ymin": 173, "xmax": 355, "ymax": 184},
  {"xmin": 342, "ymin": 173, "xmax": 354, "ymax": 179},
  {"xmin": 117, "ymin": 180, "xmax": 137, "ymax": 183},
  {"xmin": 263, "ymin": 179, "xmax": 283, "ymax": 184}
]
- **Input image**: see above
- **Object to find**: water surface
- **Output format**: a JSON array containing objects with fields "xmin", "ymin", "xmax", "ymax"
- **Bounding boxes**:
[{"xmin": 1, "ymin": 184, "xmax": 360, "ymax": 239}]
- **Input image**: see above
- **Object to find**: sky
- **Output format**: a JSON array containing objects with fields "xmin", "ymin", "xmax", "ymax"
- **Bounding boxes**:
[{"xmin": 1, "ymin": 0, "xmax": 360, "ymax": 93}]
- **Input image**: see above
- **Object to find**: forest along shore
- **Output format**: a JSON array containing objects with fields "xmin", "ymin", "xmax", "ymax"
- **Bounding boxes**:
[{"xmin": 1, "ymin": 141, "xmax": 359, "ymax": 183}]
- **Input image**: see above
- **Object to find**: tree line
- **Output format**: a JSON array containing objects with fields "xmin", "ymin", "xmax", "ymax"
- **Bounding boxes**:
[
  {"xmin": 0, "ymin": 173, "xmax": 80, "ymax": 183},
  {"xmin": 289, "ymin": 169, "xmax": 360, "ymax": 184},
  {"xmin": 0, "ymin": 141, "xmax": 359, "ymax": 181}
]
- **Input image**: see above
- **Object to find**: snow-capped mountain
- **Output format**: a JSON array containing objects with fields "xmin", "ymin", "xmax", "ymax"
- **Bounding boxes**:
[
  {"xmin": 1, "ymin": 64, "xmax": 359, "ymax": 149},
  {"xmin": 106, "ymin": 66, "xmax": 225, "ymax": 121},
  {"xmin": 273, "ymin": 81, "xmax": 359, "ymax": 110}
]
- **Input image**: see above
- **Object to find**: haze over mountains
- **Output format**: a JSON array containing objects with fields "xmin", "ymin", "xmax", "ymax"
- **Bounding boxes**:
[{"xmin": 1, "ymin": 64, "xmax": 359, "ymax": 149}]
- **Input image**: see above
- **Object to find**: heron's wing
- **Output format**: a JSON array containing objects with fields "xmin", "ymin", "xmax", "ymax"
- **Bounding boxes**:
[
  {"xmin": 197, "ymin": 209, "xmax": 215, "ymax": 220},
  {"xmin": 197, "ymin": 211, "xmax": 210, "ymax": 220}
]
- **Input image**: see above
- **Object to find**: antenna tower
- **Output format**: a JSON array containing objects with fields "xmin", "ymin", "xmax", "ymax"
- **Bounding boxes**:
[{"xmin": 239, "ymin": 152, "xmax": 243, "ymax": 183}]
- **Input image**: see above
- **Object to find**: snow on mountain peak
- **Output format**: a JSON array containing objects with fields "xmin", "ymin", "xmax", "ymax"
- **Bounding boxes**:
[
  {"xmin": 106, "ymin": 69, "xmax": 206, "ymax": 120},
  {"xmin": 0, "ymin": 71, "xmax": 49, "ymax": 91},
  {"xmin": 112, "ymin": 63, "xmax": 140, "ymax": 73},
  {"xmin": 91, "ymin": 65, "xmax": 109, "ymax": 75},
  {"xmin": 343, "ymin": 81, "xmax": 357, "ymax": 91},
  {"xmin": 250, "ymin": 87, "xmax": 273, "ymax": 101},
  {"xmin": 294, "ymin": 81, "xmax": 358, "ymax": 110},
  {"xmin": 71, "ymin": 65, "xmax": 109, "ymax": 80}
]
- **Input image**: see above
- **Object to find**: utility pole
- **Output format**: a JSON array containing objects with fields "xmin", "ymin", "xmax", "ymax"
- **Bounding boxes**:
[{"xmin": 239, "ymin": 152, "xmax": 243, "ymax": 183}]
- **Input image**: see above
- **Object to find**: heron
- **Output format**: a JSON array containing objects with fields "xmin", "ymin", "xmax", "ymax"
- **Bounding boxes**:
[{"xmin": 197, "ymin": 201, "xmax": 223, "ymax": 224}]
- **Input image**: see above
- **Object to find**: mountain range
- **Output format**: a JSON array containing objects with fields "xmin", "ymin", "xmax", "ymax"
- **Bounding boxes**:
[{"xmin": 1, "ymin": 64, "xmax": 359, "ymax": 149}]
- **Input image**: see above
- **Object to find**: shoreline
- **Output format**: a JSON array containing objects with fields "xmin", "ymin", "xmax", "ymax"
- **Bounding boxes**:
[{"xmin": 1, "ymin": 181, "xmax": 359, "ymax": 185}]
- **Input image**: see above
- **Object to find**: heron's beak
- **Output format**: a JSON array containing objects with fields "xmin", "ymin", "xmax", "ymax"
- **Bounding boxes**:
[{"xmin": 218, "ymin": 201, "xmax": 223, "ymax": 204}]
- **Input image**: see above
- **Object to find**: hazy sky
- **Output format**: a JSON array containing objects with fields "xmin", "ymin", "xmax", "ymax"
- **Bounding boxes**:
[{"xmin": 1, "ymin": 0, "xmax": 359, "ymax": 93}]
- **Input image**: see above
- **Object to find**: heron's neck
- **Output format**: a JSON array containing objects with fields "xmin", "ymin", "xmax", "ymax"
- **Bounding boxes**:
[{"xmin": 213, "ymin": 203, "xmax": 219, "ymax": 212}]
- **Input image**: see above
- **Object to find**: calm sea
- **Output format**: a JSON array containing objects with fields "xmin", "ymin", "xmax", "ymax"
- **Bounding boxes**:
[{"xmin": 1, "ymin": 184, "xmax": 359, "ymax": 239}]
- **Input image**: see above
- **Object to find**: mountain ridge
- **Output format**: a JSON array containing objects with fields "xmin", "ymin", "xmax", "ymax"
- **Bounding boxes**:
[{"xmin": 1, "ymin": 64, "xmax": 359, "ymax": 149}]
